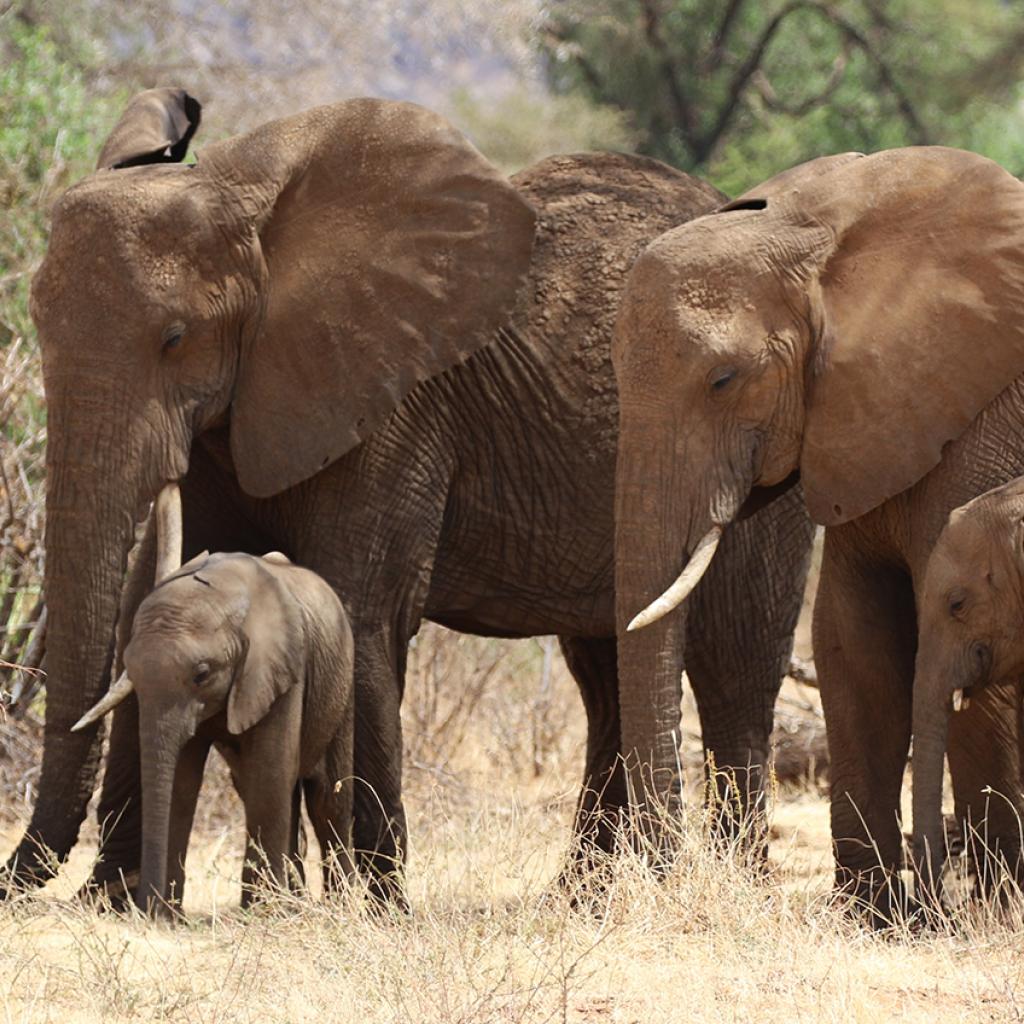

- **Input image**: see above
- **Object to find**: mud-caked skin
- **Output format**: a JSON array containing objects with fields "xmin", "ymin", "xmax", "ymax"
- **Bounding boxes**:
[
  {"xmin": 612, "ymin": 146, "xmax": 1024, "ymax": 923},
  {"xmin": 102, "ymin": 551, "xmax": 354, "ymax": 915},
  {"xmin": 14, "ymin": 87, "xmax": 814, "ymax": 904}
]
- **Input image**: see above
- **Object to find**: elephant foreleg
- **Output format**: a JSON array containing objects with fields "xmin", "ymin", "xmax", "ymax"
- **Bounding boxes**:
[
  {"xmin": 559, "ymin": 635, "xmax": 625, "ymax": 870},
  {"xmin": 164, "ymin": 735, "xmax": 211, "ymax": 909},
  {"xmin": 85, "ymin": 516, "xmax": 158, "ymax": 903},
  {"xmin": 684, "ymin": 486, "xmax": 813, "ymax": 858},
  {"xmin": 814, "ymin": 534, "xmax": 916, "ymax": 926}
]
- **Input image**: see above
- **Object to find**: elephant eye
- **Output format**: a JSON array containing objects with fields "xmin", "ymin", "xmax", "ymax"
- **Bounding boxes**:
[
  {"xmin": 709, "ymin": 367, "xmax": 738, "ymax": 393},
  {"xmin": 192, "ymin": 662, "xmax": 211, "ymax": 686},
  {"xmin": 162, "ymin": 321, "xmax": 186, "ymax": 352}
]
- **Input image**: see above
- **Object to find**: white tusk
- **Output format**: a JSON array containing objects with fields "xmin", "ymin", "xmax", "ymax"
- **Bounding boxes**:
[
  {"xmin": 626, "ymin": 525, "xmax": 724, "ymax": 632},
  {"xmin": 154, "ymin": 482, "xmax": 183, "ymax": 583},
  {"xmin": 952, "ymin": 689, "xmax": 969, "ymax": 712},
  {"xmin": 71, "ymin": 671, "xmax": 135, "ymax": 732}
]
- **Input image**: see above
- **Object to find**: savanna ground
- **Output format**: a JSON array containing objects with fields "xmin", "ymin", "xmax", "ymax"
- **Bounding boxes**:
[{"xmin": 2, "ymin": 602, "xmax": 1024, "ymax": 1024}]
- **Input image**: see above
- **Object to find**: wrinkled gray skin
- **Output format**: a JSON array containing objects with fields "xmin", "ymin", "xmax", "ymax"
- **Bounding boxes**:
[
  {"xmin": 13, "ymin": 88, "xmax": 813, "ymax": 904},
  {"xmin": 120, "ymin": 551, "xmax": 354, "ymax": 916},
  {"xmin": 913, "ymin": 478, "xmax": 1024, "ymax": 903}
]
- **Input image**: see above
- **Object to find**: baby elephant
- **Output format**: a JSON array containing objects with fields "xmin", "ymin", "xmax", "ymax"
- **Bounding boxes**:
[
  {"xmin": 911, "ymin": 478, "xmax": 1024, "ymax": 899},
  {"xmin": 76, "ymin": 551, "xmax": 354, "ymax": 915}
]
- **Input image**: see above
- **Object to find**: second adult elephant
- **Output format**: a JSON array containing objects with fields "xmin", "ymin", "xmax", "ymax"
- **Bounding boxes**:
[
  {"xmin": 12, "ymin": 88, "xmax": 814, "ymax": 902},
  {"xmin": 613, "ymin": 147, "xmax": 1024, "ymax": 921}
]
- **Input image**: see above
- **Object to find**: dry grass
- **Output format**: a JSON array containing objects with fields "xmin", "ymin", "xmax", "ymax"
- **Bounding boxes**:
[{"xmin": 0, "ymin": 625, "xmax": 1021, "ymax": 1023}]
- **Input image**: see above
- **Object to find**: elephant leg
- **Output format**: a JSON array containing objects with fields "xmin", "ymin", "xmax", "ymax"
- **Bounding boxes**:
[
  {"xmin": 559, "ymin": 635, "xmax": 625, "ymax": 867},
  {"xmin": 684, "ymin": 487, "xmax": 814, "ymax": 856},
  {"xmin": 288, "ymin": 783, "xmax": 306, "ymax": 892},
  {"xmin": 350, "ymin": 623, "xmax": 410, "ymax": 908},
  {"xmin": 305, "ymin": 703, "xmax": 356, "ymax": 894},
  {"xmin": 948, "ymin": 680, "xmax": 1024, "ymax": 894},
  {"xmin": 85, "ymin": 518, "xmax": 157, "ymax": 903},
  {"xmin": 814, "ymin": 533, "xmax": 916, "ymax": 925},
  {"xmin": 239, "ymin": 775, "xmax": 301, "ymax": 907},
  {"xmin": 164, "ymin": 736, "xmax": 211, "ymax": 910}
]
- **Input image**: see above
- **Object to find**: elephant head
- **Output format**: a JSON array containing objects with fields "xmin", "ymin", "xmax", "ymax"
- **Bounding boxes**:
[
  {"xmin": 18, "ymin": 87, "xmax": 535, "ymax": 885},
  {"xmin": 912, "ymin": 479, "xmax": 1024, "ymax": 896},
  {"xmin": 613, "ymin": 147, "xmax": 1024, "ymax": 812}
]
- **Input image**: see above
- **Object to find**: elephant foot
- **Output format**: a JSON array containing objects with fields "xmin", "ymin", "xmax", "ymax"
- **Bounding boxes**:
[
  {"xmin": 834, "ymin": 865, "xmax": 912, "ymax": 930},
  {"xmin": 76, "ymin": 869, "xmax": 140, "ymax": 914},
  {"xmin": 554, "ymin": 852, "xmax": 615, "ymax": 914},
  {"xmin": 360, "ymin": 870, "xmax": 411, "ymax": 916},
  {"xmin": 0, "ymin": 832, "xmax": 67, "ymax": 900}
]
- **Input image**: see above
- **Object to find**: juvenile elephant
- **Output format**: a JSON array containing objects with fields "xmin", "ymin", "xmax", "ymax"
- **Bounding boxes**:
[
  {"xmin": 13, "ymin": 87, "xmax": 813, "ymax": 903},
  {"xmin": 912, "ymin": 479, "xmax": 1024, "ymax": 899},
  {"xmin": 74, "ymin": 550, "xmax": 354, "ymax": 915},
  {"xmin": 612, "ymin": 147, "xmax": 1024, "ymax": 920}
]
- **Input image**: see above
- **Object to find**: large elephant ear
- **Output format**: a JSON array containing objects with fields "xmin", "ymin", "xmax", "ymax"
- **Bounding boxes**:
[
  {"xmin": 209, "ymin": 98, "xmax": 537, "ymax": 498},
  {"xmin": 96, "ymin": 88, "xmax": 201, "ymax": 170},
  {"xmin": 757, "ymin": 147, "xmax": 1024, "ymax": 526},
  {"xmin": 227, "ymin": 562, "xmax": 304, "ymax": 735}
]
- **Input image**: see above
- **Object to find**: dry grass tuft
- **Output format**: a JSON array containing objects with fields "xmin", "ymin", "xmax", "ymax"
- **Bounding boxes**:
[{"xmin": 0, "ymin": 627, "xmax": 1021, "ymax": 1022}]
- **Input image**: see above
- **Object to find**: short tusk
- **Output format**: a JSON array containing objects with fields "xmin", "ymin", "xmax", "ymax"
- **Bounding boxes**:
[
  {"xmin": 154, "ymin": 482, "xmax": 183, "ymax": 583},
  {"xmin": 952, "ymin": 689, "xmax": 969, "ymax": 712},
  {"xmin": 627, "ymin": 525, "xmax": 724, "ymax": 632},
  {"xmin": 71, "ymin": 671, "xmax": 135, "ymax": 732}
]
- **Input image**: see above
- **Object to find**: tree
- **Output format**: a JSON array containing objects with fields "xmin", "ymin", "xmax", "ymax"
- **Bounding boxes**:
[{"xmin": 540, "ymin": 0, "xmax": 1024, "ymax": 192}]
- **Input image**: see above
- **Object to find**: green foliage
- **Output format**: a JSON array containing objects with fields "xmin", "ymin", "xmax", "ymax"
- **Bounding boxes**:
[
  {"xmin": 541, "ymin": 0, "xmax": 1024, "ymax": 193},
  {"xmin": 0, "ymin": 16, "xmax": 126, "ymax": 340}
]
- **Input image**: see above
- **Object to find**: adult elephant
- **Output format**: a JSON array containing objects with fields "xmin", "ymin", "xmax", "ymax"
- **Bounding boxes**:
[
  {"xmin": 613, "ymin": 146, "xmax": 1024, "ymax": 922},
  {"xmin": 11, "ymin": 88, "xmax": 813, "ymax": 901}
]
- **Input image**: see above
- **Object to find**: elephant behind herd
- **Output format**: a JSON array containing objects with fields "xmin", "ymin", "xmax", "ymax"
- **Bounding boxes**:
[{"xmin": 9, "ymin": 85, "xmax": 1024, "ymax": 922}]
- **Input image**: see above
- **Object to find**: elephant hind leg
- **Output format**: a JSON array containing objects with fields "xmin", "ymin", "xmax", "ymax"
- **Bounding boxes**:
[
  {"xmin": 559, "ymin": 635, "xmax": 625, "ymax": 870},
  {"xmin": 304, "ymin": 703, "xmax": 356, "ymax": 895},
  {"xmin": 351, "ymin": 624, "xmax": 411, "ymax": 910}
]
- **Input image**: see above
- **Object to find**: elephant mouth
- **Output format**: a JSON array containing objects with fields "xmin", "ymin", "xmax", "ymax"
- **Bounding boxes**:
[
  {"xmin": 736, "ymin": 470, "xmax": 800, "ymax": 521},
  {"xmin": 952, "ymin": 686, "xmax": 974, "ymax": 712}
]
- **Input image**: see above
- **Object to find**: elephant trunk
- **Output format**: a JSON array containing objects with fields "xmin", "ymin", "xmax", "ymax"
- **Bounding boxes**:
[
  {"xmin": 4, "ymin": 444, "xmax": 138, "ymax": 888},
  {"xmin": 3, "ymin": 373, "xmax": 186, "ymax": 892},
  {"xmin": 911, "ymin": 644, "xmax": 957, "ymax": 905},
  {"xmin": 614, "ymin": 405, "xmax": 743, "ymax": 836},
  {"xmin": 137, "ymin": 701, "xmax": 193, "ymax": 917}
]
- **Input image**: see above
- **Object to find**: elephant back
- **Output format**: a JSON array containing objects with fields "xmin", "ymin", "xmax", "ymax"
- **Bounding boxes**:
[{"xmin": 505, "ymin": 152, "xmax": 725, "ymax": 439}]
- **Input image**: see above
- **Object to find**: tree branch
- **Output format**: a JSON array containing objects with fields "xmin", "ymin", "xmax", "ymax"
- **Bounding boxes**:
[
  {"xmin": 753, "ymin": 43, "xmax": 849, "ymax": 117},
  {"xmin": 540, "ymin": 20, "xmax": 613, "ymax": 106},
  {"xmin": 696, "ymin": 0, "xmax": 928, "ymax": 163},
  {"xmin": 637, "ymin": 0, "xmax": 699, "ymax": 146},
  {"xmin": 705, "ymin": 0, "xmax": 748, "ymax": 72}
]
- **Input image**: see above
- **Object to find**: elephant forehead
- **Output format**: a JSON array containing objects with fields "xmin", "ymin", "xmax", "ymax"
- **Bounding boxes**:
[
  {"xmin": 136, "ymin": 578, "xmax": 237, "ymax": 635},
  {"xmin": 930, "ymin": 517, "xmax": 992, "ymax": 587},
  {"xmin": 36, "ymin": 172, "xmax": 217, "ymax": 303}
]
